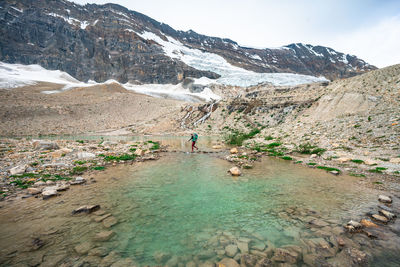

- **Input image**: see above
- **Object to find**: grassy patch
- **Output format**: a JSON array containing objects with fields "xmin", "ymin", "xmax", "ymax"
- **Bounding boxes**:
[
  {"xmin": 10, "ymin": 173, "xmax": 38, "ymax": 178},
  {"xmin": 265, "ymin": 135, "xmax": 274, "ymax": 141},
  {"xmin": 307, "ymin": 162, "xmax": 317, "ymax": 166},
  {"xmin": 150, "ymin": 142, "xmax": 160, "ymax": 150},
  {"xmin": 92, "ymin": 166, "xmax": 105, "ymax": 171},
  {"xmin": 9, "ymin": 179, "xmax": 34, "ymax": 189},
  {"xmin": 280, "ymin": 156, "xmax": 293, "ymax": 161},
  {"xmin": 373, "ymin": 181, "xmax": 383, "ymax": 185},
  {"xmin": 74, "ymin": 160, "xmax": 86, "ymax": 165},
  {"xmin": 104, "ymin": 154, "xmax": 137, "ymax": 162},
  {"xmin": 76, "ymin": 140, "xmax": 85, "ymax": 144},
  {"xmin": 296, "ymin": 143, "xmax": 326, "ymax": 155},
  {"xmin": 368, "ymin": 167, "xmax": 387, "ymax": 173},
  {"xmin": 266, "ymin": 142, "xmax": 282, "ymax": 148},
  {"xmin": 129, "ymin": 148, "xmax": 137, "ymax": 152},
  {"xmin": 294, "ymin": 160, "xmax": 303, "ymax": 164},
  {"xmin": 225, "ymin": 128, "xmax": 260, "ymax": 146},
  {"xmin": 354, "ymin": 124, "xmax": 361, "ymax": 128},
  {"xmin": 351, "ymin": 159, "xmax": 364, "ymax": 164}
]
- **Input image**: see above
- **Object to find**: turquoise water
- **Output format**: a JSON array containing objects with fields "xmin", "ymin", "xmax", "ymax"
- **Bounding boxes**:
[{"xmin": 104, "ymin": 153, "xmax": 378, "ymax": 265}]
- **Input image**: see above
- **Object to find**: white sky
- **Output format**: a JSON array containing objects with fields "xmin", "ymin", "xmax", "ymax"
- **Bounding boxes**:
[{"xmin": 71, "ymin": 0, "xmax": 400, "ymax": 68}]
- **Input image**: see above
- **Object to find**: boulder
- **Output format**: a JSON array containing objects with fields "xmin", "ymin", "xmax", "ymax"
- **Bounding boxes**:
[
  {"xmin": 34, "ymin": 181, "xmax": 46, "ymax": 187},
  {"xmin": 32, "ymin": 140, "xmax": 59, "ymax": 150},
  {"xmin": 77, "ymin": 152, "xmax": 96, "ymax": 159},
  {"xmin": 336, "ymin": 157, "xmax": 351, "ymax": 163},
  {"xmin": 237, "ymin": 241, "xmax": 249, "ymax": 254},
  {"xmin": 46, "ymin": 180, "xmax": 56, "ymax": 185},
  {"xmin": 218, "ymin": 258, "xmax": 240, "ymax": 267},
  {"xmin": 378, "ymin": 195, "xmax": 392, "ymax": 203},
  {"xmin": 27, "ymin": 187, "xmax": 41, "ymax": 195},
  {"xmin": 70, "ymin": 177, "xmax": 86, "ymax": 185},
  {"xmin": 364, "ymin": 159, "xmax": 377, "ymax": 165},
  {"xmin": 72, "ymin": 205, "xmax": 101, "ymax": 215},
  {"xmin": 9, "ymin": 165, "xmax": 26, "ymax": 175},
  {"xmin": 56, "ymin": 183, "xmax": 70, "ymax": 191},
  {"xmin": 229, "ymin": 167, "xmax": 241, "ymax": 176},
  {"xmin": 94, "ymin": 231, "xmax": 115, "ymax": 242},
  {"xmin": 230, "ymin": 148, "xmax": 239, "ymax": 154},
  {"xmin": 225, "ymin": 244, "xmax": 238, "ymax": 257}
]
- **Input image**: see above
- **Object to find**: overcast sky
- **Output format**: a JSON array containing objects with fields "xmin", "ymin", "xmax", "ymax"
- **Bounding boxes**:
[{"xmin": 71, "ymin": 0, "xmax": 400, "ymax": 68}]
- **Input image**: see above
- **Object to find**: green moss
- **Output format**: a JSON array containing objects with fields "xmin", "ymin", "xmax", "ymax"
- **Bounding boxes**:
[
  {"xmin": 307, "ymin": 162, "xmax": 317, "ymax": 166},
  {"xmin": 225, "ymin": 128, "xmax": 260, "ymax": 146},
  {"xmin": 373, "ymin": 181, "xmax": 383, "ymax": 185},
  {"xmin": 368, "ymin": 167, "xmax": 387, "ymax": 173},
  {"xmin": 294, "ymin": 160, "xmax": 303, "ymax": 164},
  {"xmin": 76, "ymin": 140, "xmax": 85, "ymax": 144},
  {"xmin": 74, "ymin": 160, "xmax": 86, "ymax": 165},
  {"xmin": 104, "ymin": 154, "xmax": 137, "ymax": 162},
  {"xmin": 71, "ymin": 166, "xmax": 88, "ymax": 175},
  {"xmin": 349, "ymin": 173, "xmax": 366, "ymax": 177},
  {"xmin": 296, "ymin": 143, "xmax": 326, "ymax": 155},
  {"xmin": 150, "ymin": 142, "xmax": 160, "ymax": 150},
  {"xmin": 280, "ymin": 156, "xmax": 293, "ymax": 161},
  {"xmin": 92, "ymin": 166, "xmax": 105, "ymax": 171},
  {"xmin": 351, "ymin": 159, "xmax": 364, "ymax": 164},
  {"xmin": 266, "ymin": 142, "xmax": 282, "ymax": 148},
  {"xmin": 354, "ymin": 124, "xmax": 361, "ymax": 128}
]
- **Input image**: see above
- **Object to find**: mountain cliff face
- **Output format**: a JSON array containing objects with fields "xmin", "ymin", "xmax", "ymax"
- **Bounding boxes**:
[{"xmin": 0, "ymin": 0, "xmax": 376, "ymax": 85}]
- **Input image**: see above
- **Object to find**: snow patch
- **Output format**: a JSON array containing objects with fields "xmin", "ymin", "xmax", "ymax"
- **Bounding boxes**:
[
  {"xmin": 11, "ymin": 6, "xmax": 23, "ymax": 13},
  {"xmin": 80, "ymin": 21, "xmax": 89, "ymax": 29},
  {"xmin": 47, "ymin": 13, "xmax": 88, "ymax": 30},
  {"xmin": 340, "ymin": 54, "xmax": 349, "ymax": 64},
  {"xmin": 250, "ymin": 54, "xmax": 262, "ymax": 61}
]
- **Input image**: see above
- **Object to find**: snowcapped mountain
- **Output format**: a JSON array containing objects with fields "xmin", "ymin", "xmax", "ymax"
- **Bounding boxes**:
[{"xmin": 0, "ymin": 0, "xmax": 376, "ymax": 87}]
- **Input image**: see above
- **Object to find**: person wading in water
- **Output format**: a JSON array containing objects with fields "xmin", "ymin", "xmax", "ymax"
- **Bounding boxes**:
[{"xmin": 188, "ymin": 133, "xmax": 199, "ymax": 152}]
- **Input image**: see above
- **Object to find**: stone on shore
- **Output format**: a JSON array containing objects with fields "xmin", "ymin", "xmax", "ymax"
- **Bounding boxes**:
[
  {"xmin": 212, "ymin": 145, "xmax": 222, "ymax": 149},
  {"xmin": 34, "ymin": 181, "xmax": 46, "ymax": 187},
  {"xmin": 230, "ymin": 147, "xmax": 238, "ymax": 154},
  {"xmin": 271, "ymin": 248, "xmax": 299, "ymax": 264},
  {"xmin": 103, "ymin": 216, "xmax": 118, "ymax": 228},
  {"xmin": 389, "ymin": 158, "xmax": 400, "ymax": 164},
  {"xmin": 70, "ymin": 177, "xmax": 86, "ymax": 185},
  {"xmin": 42, "ymin": 188, "xmax": 58, "ymax": 199},
  {"xmin": 360, "ymin": 219, "xmax": 378, "ymax": 228},
  {"xmin": 74, "ymin": 242, "xmax": 94, "ymax": 255},
  {"xmin": 134, "ymin": 149, "xmax": 144, "ymax": 156},
  {"xmin": 229, "ymin": 167, "xmax": 241, "ymax": 176},
  {"xmin": 378, "ymin": 195, "xmax": 392, "ymax": 203}
]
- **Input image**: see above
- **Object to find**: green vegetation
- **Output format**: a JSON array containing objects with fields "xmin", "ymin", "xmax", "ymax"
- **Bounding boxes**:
[
  {"xmin": 74, "ymin": 160, "xmax": 86, "ymax": 165},
  {"xmin": 9, "ymin": 179, "xmax": 34, "ymax": 189},
  {"xmin": 266, "ymin": 142, "xmax": 282, "ymax": 148},
  {"xmin": 129, "ymin": 148, "xmax": 137, "ymax": 152},
  {"xmin": 10, "ymin": 173, "xmax": 38, "ymax": 178},
  {"xmin": 373, "ymin": 181, "xmax": 383, "ymax": 185},
  {"xmin": 351, "ymin": 159, "xmax": 364, "ymax": 164},
  {"xmin": 368, "ymin": 116, "xmax": 372, "ymax": 122},
  {"xmin": 316, "ymin": 166, "xmax": 341, "ymax": 173},
  {"xmin": 150, "ymin": 141, "xmax": 160, "ymax": 150},
  {"xmin": 92, "ymin": 166, "xmax": 105, "ymax": 171},
  {"xmin": 349, "ymin": 173, "xmax": 366, "ymax": 177},
  {"xmin": 76, "ymin": 140, "xmax": 85, "ymax": 144},
  {"xmin": 307, "ymin": 162, "xmax": 317, "ymax": 166},
  {"xmin": 296, "ymin": 143, "xmax": 326, "ymax": 155},
  {"xmin": 294, "ymin": 161, "xmax": 303, "ymax": 164},
  {"xmin": 225, "ymin": 128, "xmax": 260, "ymax": 146},
  {"xmin": 104, "ymin": 154, "xmax": 137, "ymax": 162},
  {"xmin": 354, "ymin": 124, "xmax": 361, "ymax": 128},
  {"xmin": 280, "ymin": 156, "xmax": 293, "ymax": 161},
  {"xmin": 368, "ymin": 167, "xmax": 387, "ymax": 173}
]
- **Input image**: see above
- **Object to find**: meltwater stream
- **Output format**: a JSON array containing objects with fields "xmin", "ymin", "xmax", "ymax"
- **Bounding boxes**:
[{"xmin": 102, "ymin": 153, "xmax": 377, "ymax": 265}]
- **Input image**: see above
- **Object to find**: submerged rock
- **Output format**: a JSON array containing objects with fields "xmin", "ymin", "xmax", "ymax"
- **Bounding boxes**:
[
  {"xmin": 154, "ymin": 251, "xmax": 171, "ymax": 264},
  {"xmin": 225, "ymin": 244, "xmax": 238, "ymax": 257},
  {"xmin": 360, "ymin": 219, "xmax": 378, "ymax": 228},
  {"xmin": 371, "ymin": 214, "xmax": 388, "ymax": 223},
  {"xmin": 70, "ymin": 176, "xmax": 86, "ymax": 185},
  {"xmin": 72, "ymin": 205, "xmax": 100, "ymax": 215},
  {"xmin": 218, "ymin": 258, "xmax": 239, "ymax": 267},
  {"xmin": 103, "ymin": 216, "xmax": 118, "ymax": 228},
  {"xmin": 94, "ymin": 231, "xmax": 115, "ymax": 242},
  {"xmin": 271, "ymin": 248, "xmax": 299, "ymax": 264},
  {"xmin": 74, "ymin": 242, "xmax": 94, "ymax": 255},
  {"xmin": 379, "ymin": 209, "xmax": 396, "ymax": 220}
]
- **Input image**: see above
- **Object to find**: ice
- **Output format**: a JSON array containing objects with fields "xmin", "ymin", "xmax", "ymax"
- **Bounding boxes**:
[
  {"xmin": 0, "ymin": 62, "xmax": 220, "ymax": 103},
  {"xmin": 138, "ymin": 31, "xmax": 328, "ymax": 87}
]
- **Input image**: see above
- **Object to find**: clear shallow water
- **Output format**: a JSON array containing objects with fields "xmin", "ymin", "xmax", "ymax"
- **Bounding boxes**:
[{"xmin": 105, "ymin": 153, "xmax": 378, "ymax": 265}]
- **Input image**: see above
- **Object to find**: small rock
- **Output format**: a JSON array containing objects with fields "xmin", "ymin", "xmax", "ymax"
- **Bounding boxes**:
[
  {"xmin": 330, "ymin": 170, "xmax": 339, "ymax": 175},
  {"xmin": 9, "ymin": 165, "xmax": 26, "ymax": 175},
  {"xmin": 70, "ymin": 176, "xmax": 86, "ymax": 185},
  {"xmin": 237, "ymin": 241, "xmax": 249, "ymax": 254},
  {"xmin": 94, "ymin": 231, "xmax": 115, "ymax": 242},
  {"xmin": 230, "ymin": 147, "xmax": 239, "ymax": 154},
  {"xmin": 212, "ymin": 145, "xmax": 223, "ymax": 149},
  {"xmin": 225, "ymin": 244, "xmax": 238, "ymax": 257},
  {"xmin": 56, "ymin": 183, "xmax": 70, "ymax": 191},
  {"xmin": 371, "ymin": 214, "xmax": 388, "ymax": 223},
  {"xmin": 378, "ymin": 195, "xmax": 392, "ymax": 203},
  {"xmin": 46, "ymin": 180, "xmax": 56, "ymax": 185},
  {"xmin": 88, "ymin": 247, "xmax": 108, "ymax": 257},
  {"xmin": 229, "ymin": 166, "xmax": 241, "ymax": 176},
  {"xmin": 271, "ymin": 248, "xmax": 299, "ymax": 264},
  {"xmin": 336, "ymin": 157, "xmax": 351, "ymax": 163},
  {"xmin": 309, "ymin": 219, "xmax": 330, "ymax": 228},
  {"xmin": 218, "ymin": 258, "xmax": 239, "ymax": 267},
  {"xmin": 364, "ymin": 159, "xmax": 377, "ymax": 165},
  {"xmin": 27, "ymin": 187, "xmax": 41, "ymax": 195},
  {"xmin": 379, "ymin": 209, "xmax": 396, "ymax": 220}
]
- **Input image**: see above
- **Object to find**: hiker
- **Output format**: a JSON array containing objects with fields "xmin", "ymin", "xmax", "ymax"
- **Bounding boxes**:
[{"xmin": 188, "ymin": 133, "xmax": 199, "ymax": 152}]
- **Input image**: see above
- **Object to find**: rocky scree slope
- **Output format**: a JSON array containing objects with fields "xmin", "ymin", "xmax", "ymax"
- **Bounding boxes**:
[{"xmin": 0, "ymin": 0, "xmax": 376, "ymax": 85}]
